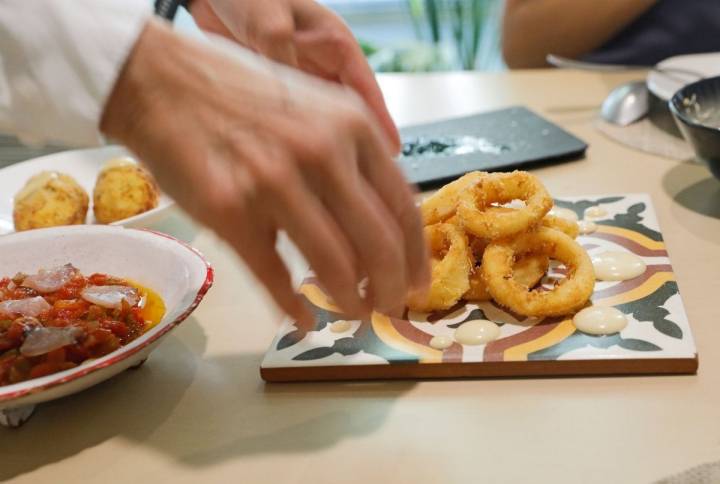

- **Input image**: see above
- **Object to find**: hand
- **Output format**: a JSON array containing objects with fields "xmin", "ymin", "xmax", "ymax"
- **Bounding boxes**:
[
  {"xmin": 190, "ymin": 0, "xmax": 401, "ymax": 152},
  {"xmin": 101, "ymin": 20, "xmax": 429, "ymax": 324}
]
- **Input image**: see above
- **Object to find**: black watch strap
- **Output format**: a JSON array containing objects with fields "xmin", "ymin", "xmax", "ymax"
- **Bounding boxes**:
[{"xmin": 154, "ymin": 0, "xmax": 191, "ymax": 21}]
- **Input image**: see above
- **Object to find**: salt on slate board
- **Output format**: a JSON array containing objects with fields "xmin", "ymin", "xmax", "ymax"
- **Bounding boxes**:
[{"xmin": 398, "ymin": 106, "xmax": 587, "ymax": 188}]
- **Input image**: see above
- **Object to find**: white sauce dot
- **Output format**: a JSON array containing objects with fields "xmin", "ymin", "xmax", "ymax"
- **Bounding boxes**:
[
  {"xmin": 429, "ymin": 335, "xmax": 453, "ymax": 350},
  {"xmin": 329, "ymin": 320, "xmax": 352, "ymax": 333},
  {"xmin": 573, "ymin": 306, "xmax": 628, "ymax": 335},
  {"xmin": 548, "ymin": 207, "xmax": 578, "ymax": 222},
  {"xmin": 578, "ymin": 220, "xmax": 598, "ymax": 235},
  {"xmin": 592, "ymin": 251, "xmax": 646, "ymax": 281},
  {"xmin": 454, "ymin": 319, "xmax": 500, "ymax": 345},
  {"xmin": 584, "ymin": 206, "xmax": 608, "ymax": 220}
]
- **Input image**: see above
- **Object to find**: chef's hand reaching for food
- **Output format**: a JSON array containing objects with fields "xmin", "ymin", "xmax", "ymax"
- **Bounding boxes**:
[
  {"xmin": 189, "ymin": 0, "xmax": 401, "ymax": 153},
  {"xmin": 100, "ymin": 19, "xmax": 429, "ymax": 325}
]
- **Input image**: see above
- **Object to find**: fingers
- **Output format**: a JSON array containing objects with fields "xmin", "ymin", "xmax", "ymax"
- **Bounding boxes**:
[
  {"xmin": 304, "ymin": 161, "xmax": 408, "ymax": 313},
  {"xmin": 199, "ymin": 0, "xmax": 400, "ymax": 152},
  {"xmin": 219, "ymin": 135, "xmax": 369, "ymax": 319},
  {"xmin": 193, "ymin": 0, "xmax": 299, "ymax": 67},
  {"xmin": 190, "ymin": 155, "xmax": 315, "ymax": 326},
  {"xmin": 253, "ymin": 15, "xmax": 299, "ymax": 67},
  {"xmin": 261, "ymin": 41, "xmax": 299, "ymax": 68},
  {"xmin": 241, "ymin": 4, "xmax": 299, "ymax": 67},
  {"xmin": 189, "ymin": 1, "xmax": 236, "ymax": 40},
  {"xmin": 229, "ymin": 229, "xmax": 314, "ymax": 327},
  {"xmin": 294, "ymin": 5, "xmax": 401, "ymax": 151},
  {"xmin": 337, "ymin": 45, "xmax": 402, "ymax": 154},
  {"xmin": 280, "ymin": 99, "xmax": 426, "ymax": 311},
  {"xmin": 354, "ymin": 113, "xmax": 431, "ymax": 295},
  {"xmin": 255, "ymin": 158, "xmax": 370, "ymax": 319},
  {"xmin": 295, "ymin": 29, "xmax": 401, "ymax": 154}
]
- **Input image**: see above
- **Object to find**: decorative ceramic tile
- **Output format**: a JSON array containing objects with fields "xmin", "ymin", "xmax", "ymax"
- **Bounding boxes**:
[{"xmin": 261, "ymin": 194, "xmax": 697, "ymax": 382}]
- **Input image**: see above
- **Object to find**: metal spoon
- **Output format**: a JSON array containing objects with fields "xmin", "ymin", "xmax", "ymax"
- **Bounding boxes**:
[{"xmin": 600, "ymin": 80, "xmax": 649, "ymax": 126}]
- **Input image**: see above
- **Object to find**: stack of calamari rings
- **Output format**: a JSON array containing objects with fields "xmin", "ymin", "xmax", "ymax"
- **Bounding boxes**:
[{"xmin": 408, "ymin": 171, "xmax": 595, "ymax": 317}]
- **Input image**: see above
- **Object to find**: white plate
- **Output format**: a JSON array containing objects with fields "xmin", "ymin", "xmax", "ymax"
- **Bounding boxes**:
[
  {"xmin": 647, "ymin": 52, "xmax": 720, "ymax": 101},
  {"xmin": 0, "ymin": 145, "xmax": 175, "ymax": 234},
  {"xmin": 0, "ymin": 225, "xmax": 213, "ymax": 426}
]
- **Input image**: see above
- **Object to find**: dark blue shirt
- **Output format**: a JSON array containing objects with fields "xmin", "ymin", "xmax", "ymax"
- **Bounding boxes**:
[{"xmin": 583, "ymin": 0, "xmax": 720, "ymax": 65}]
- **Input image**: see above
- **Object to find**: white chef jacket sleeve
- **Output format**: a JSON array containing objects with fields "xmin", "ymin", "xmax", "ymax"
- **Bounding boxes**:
[{"xmin": 0, "ymin": 0, "xmax": 152, "ymax": 147}]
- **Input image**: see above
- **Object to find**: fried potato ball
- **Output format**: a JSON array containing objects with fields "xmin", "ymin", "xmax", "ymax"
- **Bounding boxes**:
[
  {"xmin": 13, "ymin": 171, "xmax": 89, "ymax": 231},
  {"xmin": 93, "ymin": 158, "xmax": 159, "ymax": 224}
]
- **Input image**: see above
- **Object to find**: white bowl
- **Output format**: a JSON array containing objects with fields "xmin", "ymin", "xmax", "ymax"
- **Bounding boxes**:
[
  {"xmin": 0, "ymin": 225, "xmax": 213, "ymax": 426},
  {"xmin": 0, "ymin": 145, "xmax": 175, "ymax": 235},
  {"xmin": 647, "ymin": 52, "xmax": 720, "ymax": 101}
]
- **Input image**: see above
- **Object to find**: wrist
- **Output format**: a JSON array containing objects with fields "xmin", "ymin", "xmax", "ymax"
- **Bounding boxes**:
[
  {"xmin": 154, "ymin": 0, "xmax": 195, "ymax": 20},
  {"xmin": 100, "ymin": 19, "xmax": 185, "ymax": 148}
]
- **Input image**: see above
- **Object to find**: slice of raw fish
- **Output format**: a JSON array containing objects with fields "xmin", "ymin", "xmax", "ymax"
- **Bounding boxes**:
[
  {"xmin": 20, "ymin": 326, "xmax": 84, "ymax": 357},
  {"xmin": 21, "ymin": 264, "xmax": 78, "ymax": 294},
  {"xmin": 80, "ymin": 285, "xmax": 139, "ymax": 309},
  {"xmin": 0, "ymin": 296, "xmax": 51, "ymax": 317}
]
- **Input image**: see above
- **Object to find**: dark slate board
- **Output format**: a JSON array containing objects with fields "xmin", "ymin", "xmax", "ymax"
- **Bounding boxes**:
[{"xmin": 398, "ymin": 106, "xmax": 587, "ymax": 188}]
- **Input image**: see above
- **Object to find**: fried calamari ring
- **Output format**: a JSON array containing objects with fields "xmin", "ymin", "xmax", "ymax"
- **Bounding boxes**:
[
  {"xmin": 465, "ymin": 207, "xmax": 579, "ymax": 239},
  {"xmin": 514, "ymin": 254, "xmax": 551, "ymax": 289},
  {"xmin": 464, "ymin": 236, "xmax": 490, "ymax": 301},
  {"xmin": 444, "ymin": 214, "xmax": 462, "ymax": 228},
  {"xmin": 541, "ymin": 214, "xmax": 579, "ymax": 239},
  {"xmin": 457, "ymin": 171, "xmax": 552, "ymax": 240},
  {"xmin": 421, "ymin": 171, "xmax": 484, "ymax": 225},
  {"xmin": 465, "ymin": 265, "xmax": 491, "ymax": 301},
  {"xmin": 465, "ymin": 253, "xmax": 550, "ymax": 302},
  {"xmin": 407, "ymin": 223, "xmax": 472, "ymax": 312},
  {"xmin": 481, "ymin": 227, "xmax": 594, "ymax": 317}
]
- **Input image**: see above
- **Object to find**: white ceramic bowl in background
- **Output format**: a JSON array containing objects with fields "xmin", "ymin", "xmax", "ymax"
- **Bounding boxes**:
[
  {"xmin": 0, "ymin": 225, "xmax": 213, "ymax": 427},
  {"xmin": 647, "ymin": 52, "xmax": 720, "ymax": 101},
  {"xmin": 0, "ymin": 145, "xmax": 175, "ymax": 235}
]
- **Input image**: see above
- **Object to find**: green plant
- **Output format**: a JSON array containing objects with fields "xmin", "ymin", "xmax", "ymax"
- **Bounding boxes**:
[
  {"xmin": 406, "ymin": 0, "xmax": 499, "ymax": 70},
  {"xmin": 358, "ymin": 39, "xmax": 379, "ymax": 57},
  {"xmin": 367, "ymin": 42, "xmax": 454, "ymax": 73}
]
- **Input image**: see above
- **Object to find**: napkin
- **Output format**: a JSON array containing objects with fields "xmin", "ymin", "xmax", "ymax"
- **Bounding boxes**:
[{"xmin": 594, "ymin": 117, "xmax": 693, "ymax": 161}]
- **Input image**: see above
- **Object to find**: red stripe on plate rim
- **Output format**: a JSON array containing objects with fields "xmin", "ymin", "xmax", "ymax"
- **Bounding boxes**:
[{"xmin": 0, "ymin": 228, "xmax": 214, "ymax": 403}]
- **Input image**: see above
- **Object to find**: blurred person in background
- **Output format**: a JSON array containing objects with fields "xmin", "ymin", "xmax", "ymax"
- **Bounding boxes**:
[
  {"xmin": 0, "ymin": 0, "xmax": 429, "ymax": 324},
  {"xmin": 502, "ymin": 0, "xmax": 720, "ymax": 68}
]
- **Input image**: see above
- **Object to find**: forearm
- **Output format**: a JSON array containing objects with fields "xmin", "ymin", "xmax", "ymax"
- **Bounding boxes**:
[
  {"xmin": 502, "ymin": 0, "xmax": 658, "ymax": 68},
  {"xmin": 0, "ymin": 0, "xmax": 151, "ymax": 146}
]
